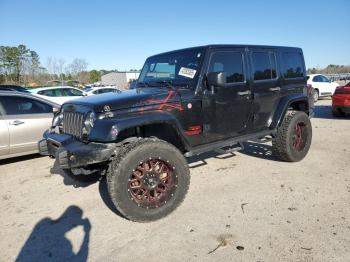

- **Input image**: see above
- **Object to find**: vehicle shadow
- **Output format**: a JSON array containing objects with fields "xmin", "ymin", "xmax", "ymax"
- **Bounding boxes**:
[
  {"xmin": 98, "ymin": 176, "xmax": 125, "ymax": 218},
  {"xmin": 16, "ymin": 205, "xmax": 91, "ymax": 262},
  {"xmin": 50, "ymin": 159, "xmax": 101, "ymax": 188},
  {"xmin": 50, "ymin": 159, "xmax": 124, "ymax": 218},
  {"xmin": 187, "ymin": 150, "xmax": 236, "ymax": 168},
  {"xmin": 313, "ymin": 104, "xmax": 350, "ymax": 120},
  {"xmin": 0, "ymin": 153, "xmax": 44, "ymax": 166},
  {"xmin": 239, "ymin": 142, "xmax": 278, "ymax": 161}
]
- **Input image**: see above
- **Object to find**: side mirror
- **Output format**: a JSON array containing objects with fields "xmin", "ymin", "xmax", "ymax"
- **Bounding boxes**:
[
  {"xmin": 52, "ymin": 107, "xmax": 59, "ymax": 113},
  {"xmin": 207, "ymin": 72, "xmax": 226, "ymax": 88}
]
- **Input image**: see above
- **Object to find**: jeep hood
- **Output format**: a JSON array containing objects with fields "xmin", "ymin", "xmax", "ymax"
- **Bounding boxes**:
[{"xmin": 65, "ymin": 88, "xmax": 181, "ymax": 113}]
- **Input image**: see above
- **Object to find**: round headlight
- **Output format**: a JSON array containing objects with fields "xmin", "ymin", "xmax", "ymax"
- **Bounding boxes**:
[
  {"xmin": 52, "ymin": 113, "xmax": 63, "ymax": 127},
  {"xmin": 84, "ymin": 112, "xmax": 96, "ymax": 132}
]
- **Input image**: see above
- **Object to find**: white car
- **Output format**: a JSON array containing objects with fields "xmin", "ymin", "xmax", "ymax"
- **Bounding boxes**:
[
  {"xmin": 0, "ymin": 91, "xmax": 59, "ymax": 160},
  {"xmin": 31, "ymin": 86, "xmax": 86, "ymax": 104},
  {"xmin": 307, "ymin": 74, "xmax": 339, "ymax": 102},
  {"xmin": 84, "ymin": 86, "xmax": 121, "ymax": 96}
]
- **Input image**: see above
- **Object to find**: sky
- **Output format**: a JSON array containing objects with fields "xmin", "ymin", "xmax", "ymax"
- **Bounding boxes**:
[{"xmin": 1, "ymin": 0, "xmax": 349, "ymax": 71}]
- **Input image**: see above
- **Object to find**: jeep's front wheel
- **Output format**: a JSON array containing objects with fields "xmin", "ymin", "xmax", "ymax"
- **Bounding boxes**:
[
  {"xmin": 107, "ymin": 138, "xmax": 190, "ymax": 222},
  {"xmin": 272, "ymin": 111, "xmax": 312, "ymax": 162}
]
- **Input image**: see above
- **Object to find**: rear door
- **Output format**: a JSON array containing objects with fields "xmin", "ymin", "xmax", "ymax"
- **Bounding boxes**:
[
  {"xmin": 0, "ymin": 95, "xmax": 53, "ymax": 155},
  {"xmin": 249, "ymin": 48, "xmax": 280, "ymax": 131},
  {"xmin": 0, "ymin": 103, "xmax": 10, "ymax": 158}
]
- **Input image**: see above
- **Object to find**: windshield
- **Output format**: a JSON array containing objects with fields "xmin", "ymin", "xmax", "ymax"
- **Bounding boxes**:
[{"xmin": 138, "ymin": 48, "xmax": 205, "ymax": 88}]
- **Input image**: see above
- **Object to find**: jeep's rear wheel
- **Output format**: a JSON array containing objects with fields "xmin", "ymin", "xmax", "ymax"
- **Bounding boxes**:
[
  {"xmin": 107, "ymin": 138, "xmax": 190, "ymax": 222},
  {"xmin": 272, "ymin": 111, "xmax": 312, "ymax": 162}
]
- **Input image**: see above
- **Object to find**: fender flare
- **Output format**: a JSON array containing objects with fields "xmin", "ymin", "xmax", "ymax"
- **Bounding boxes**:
[
  {"xmin": 270, "ymin": 94, "xmax": 309, "ymax": 129},
  {"xmin": 88, "ymin": 111, "xmax": 191, "ymax": 149}
]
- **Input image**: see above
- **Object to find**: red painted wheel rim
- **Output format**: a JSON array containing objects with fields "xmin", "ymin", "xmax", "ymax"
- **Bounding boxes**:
[
  {"xmin": 128, "ymin": 158, "xmax": 177, "ymax": 209},
  {"xmin": 292, "ymin": 122, "xmax": 307, "ymax": 152}
]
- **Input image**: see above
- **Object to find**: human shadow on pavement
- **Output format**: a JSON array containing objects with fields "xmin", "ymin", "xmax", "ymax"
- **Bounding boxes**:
[
  {"xmin": 16, "ymin": 205, "xmax": 91, "ymax": 262},
  {"xmin": 50, "ymin": 158, "xmax": 101, "ymax": 188}
]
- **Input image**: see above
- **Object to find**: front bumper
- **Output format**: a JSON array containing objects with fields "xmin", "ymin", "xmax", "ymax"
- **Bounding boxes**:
[{"xmin": 38, "ymin": 131, "xmax": 116, "ymax": 169}]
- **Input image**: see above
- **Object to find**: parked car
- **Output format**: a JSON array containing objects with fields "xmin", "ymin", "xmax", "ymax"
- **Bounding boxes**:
[
  {"xmin": 0, "ymin": 85, "xmax": 30, "ymax": 93},
  {"xmin": 30, "ymin": 86, "xmax": 86, "ymax": 104},
  {"xmin": 307, "ymin": 74, "xmax": 339, "ymax": 102},
  {"xmin": 84, "ymin": 86, "xmax": 121, "ymax": 96},
  {"xmin": 39, "ymin": 45, "xmax": 313, "ymax": 222},
  {"xmin": 0, "ymin": 91, "xmax": 59, "ymax": 160},
  {"xmin": 332, "ymin": 82, "xmax": 350, "ymax": 117}
]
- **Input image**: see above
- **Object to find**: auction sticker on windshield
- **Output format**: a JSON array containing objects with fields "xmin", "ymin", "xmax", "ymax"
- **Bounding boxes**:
[{"xmin": 179, "ymin": 67, "xmax": 196, "ymax": 79}]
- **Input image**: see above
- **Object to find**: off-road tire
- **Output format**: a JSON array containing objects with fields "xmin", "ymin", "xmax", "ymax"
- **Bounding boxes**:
[
  {"xmin": 106, "ymin": 137, "xmax": 190, "ymax": 222},
  {"xmin": 272, "ymin": 111, "xmax": 312, "ymax": 162}
]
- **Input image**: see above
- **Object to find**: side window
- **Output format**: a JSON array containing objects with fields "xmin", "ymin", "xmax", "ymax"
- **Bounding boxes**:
[
  {"xmin": 282, "ymin": 52, "xmax": 305, "ymax": 79},
  {"xmin": 209, "ymin": 51, "xmax": 244, "ymax": 83},
  {"xmin": 252, "ymin": 52, "xmax": 277, "ymax": 81},
  {"xmin": 70, "ymin": 89, "xmax": 83, "ymax": 96},
  {"xmin": 102, "ymin": 89, "xmax": 114, "ymax": 93},
  {"xmin": 54, "ymin": 89, "xmax": 63, "ymax": 97},
  {"xmin": 320, "ymin": 75, "xmax": 330, "ymax": 82},
  {"xmin": 39, "ymin": 90, "xmax": 55, "ymax": 97},
  {"xmin": 62, "ymin": 88, "xmax": 82, "ymax": 96},
  {"xmin": 313, "ymin": 76, "xmax": 322, "ymax": 82},
  {"xmin": 0, "ymin": 96, "xmax": 52, "ymax": 115}
]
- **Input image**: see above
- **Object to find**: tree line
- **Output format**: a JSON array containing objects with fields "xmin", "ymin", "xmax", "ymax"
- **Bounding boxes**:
[
  {"xmin": 0, "ymin": 44, "xmax": 119, "ymax": 87},
  {"xmin": 307, "ymin": 64, "xmax": 350, "ymax": 75}
]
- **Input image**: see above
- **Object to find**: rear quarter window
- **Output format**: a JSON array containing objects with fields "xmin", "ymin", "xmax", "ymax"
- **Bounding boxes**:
[{"xmin": 282, "ymin": 52, "xmax": 305, "ymax": 79}]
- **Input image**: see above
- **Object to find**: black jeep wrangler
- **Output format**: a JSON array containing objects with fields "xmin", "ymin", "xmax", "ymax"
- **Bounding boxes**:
[{"xmin": 39, "ymin": 45, "xmax": 314, "ymax": 222}]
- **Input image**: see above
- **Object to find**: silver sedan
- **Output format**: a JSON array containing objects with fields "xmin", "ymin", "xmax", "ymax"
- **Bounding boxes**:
[{"xmin": 0, "ymin": 91, "xmax": 60, "ymax": 160}]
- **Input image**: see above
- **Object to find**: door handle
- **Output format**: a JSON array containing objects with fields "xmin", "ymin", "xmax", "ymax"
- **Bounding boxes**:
[
  {"xmin": 238, "ymin": 90, "xmax": 251, "ymax": 96},
  {"xmin": 9, "ymin": 120, "xmax": 25, "ymax": 126},
  {"xmin": 269, "ymin": 87, "xmax": 281, "ymax": 92}
]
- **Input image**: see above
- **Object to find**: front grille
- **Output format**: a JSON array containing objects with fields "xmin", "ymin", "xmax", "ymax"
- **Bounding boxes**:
[{"xmin": 62, "ymin": 111, "xmax": 85, "ymax": 139}]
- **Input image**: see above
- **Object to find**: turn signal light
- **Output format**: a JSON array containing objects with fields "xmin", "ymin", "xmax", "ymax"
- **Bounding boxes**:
[{"xmin": 185, "ymin": 125, "xmax": 202, "ymax": 136}]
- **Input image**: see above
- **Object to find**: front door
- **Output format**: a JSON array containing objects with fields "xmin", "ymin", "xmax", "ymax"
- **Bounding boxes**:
[
  {"xmin": 0, "ymin": 95, "xmax": 53, "ymax": 155},
  {"xmin": 0, "ymin": 109, "xmax": 10, "ymax": 158},
  {"xmin": 202, "ymin": 49, "xmax": 253, "ymax": 142}
]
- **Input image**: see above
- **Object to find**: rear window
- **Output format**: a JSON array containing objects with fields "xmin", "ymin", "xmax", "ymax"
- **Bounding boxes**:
[
  {"xmin": 282, "ymin": 52, "xmax": 305, "ymax": 79},
  {"xmin": 252, "ymin": 52, "xmax": 277, "ymax": 81}
]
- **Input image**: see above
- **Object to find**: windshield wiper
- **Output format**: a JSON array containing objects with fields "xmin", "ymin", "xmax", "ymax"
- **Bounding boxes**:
[
  {"xmin": 153, "ymin": 80, "xmax": 176, "ymax": 90},
  {"xmin": 137, "ymin": 81, "xmax": 149, "ymax": 87}
]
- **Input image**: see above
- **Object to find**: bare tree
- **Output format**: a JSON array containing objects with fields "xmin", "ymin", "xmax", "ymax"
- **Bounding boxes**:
[{"xmin": 68, "ymin": 58, "xmax": 88, "ymax": 76}]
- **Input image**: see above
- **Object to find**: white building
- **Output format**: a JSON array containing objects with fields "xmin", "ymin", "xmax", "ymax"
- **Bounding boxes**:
[{"xmin": 101, "ymin": 71, "xmax": 140, "ymax": 89}]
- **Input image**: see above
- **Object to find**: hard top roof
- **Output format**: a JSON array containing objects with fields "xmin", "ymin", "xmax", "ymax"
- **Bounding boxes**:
[{"xmin": 148, "ymin": 44, "xmax": 302, "ymax": 58}]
